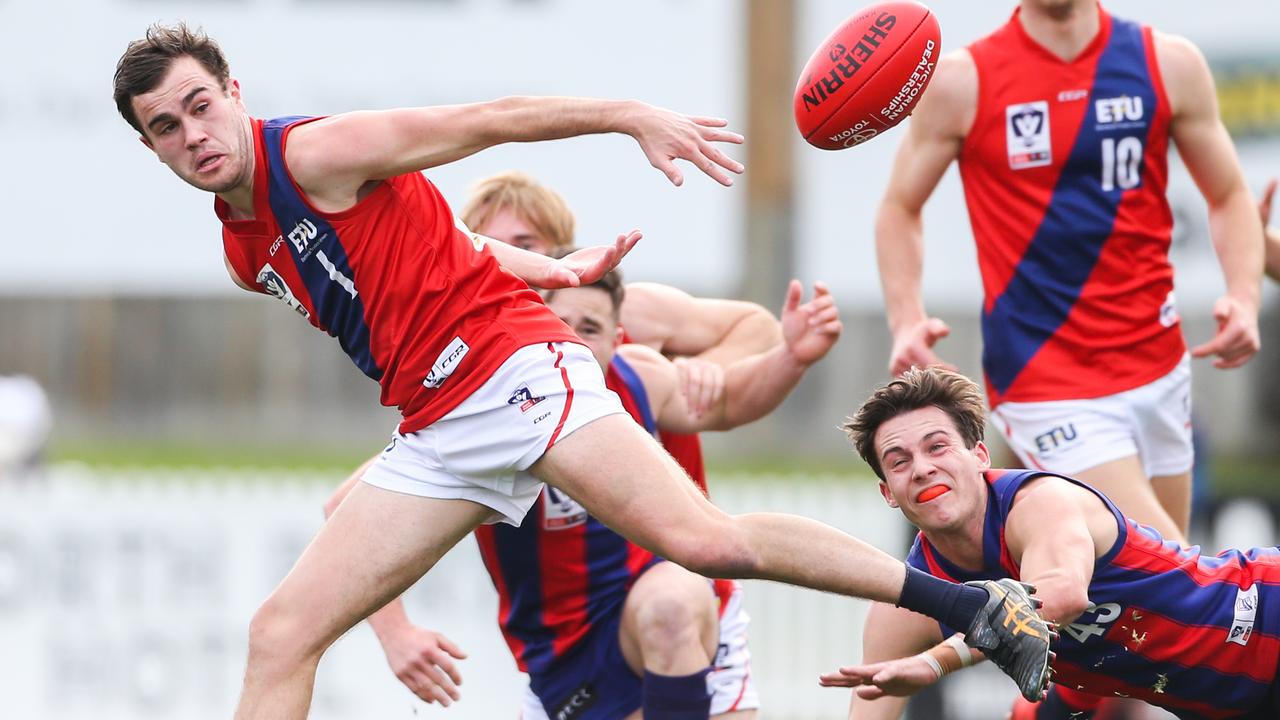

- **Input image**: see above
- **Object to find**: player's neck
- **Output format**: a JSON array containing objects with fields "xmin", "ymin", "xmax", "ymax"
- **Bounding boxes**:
[
  {"xmin": 1018, "ymin": 1, "xmax": 1101, "ymax": 63},
  {"xmin": 218, "ymin": 116, "xmax": 258, "ymax": 220},
  {"xmin": 922, "ymin": 517, "xmax": 986, "ymax": 572}
]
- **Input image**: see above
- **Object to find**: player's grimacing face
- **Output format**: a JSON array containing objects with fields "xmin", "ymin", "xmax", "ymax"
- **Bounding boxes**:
[
  {"xmin": 132, "ymin": 56, "xmax": 252, "ymax": 195},
  {"xmin": 476, "ymin": 209, "xmax": 559, "ymax": 256},
  {"xmin": 874, "ymin": 406, "xmax": 990, "ymax": 533},
  {"xmin": 546, "ymin": 287, "xmax": 621, "ymax": 371}
]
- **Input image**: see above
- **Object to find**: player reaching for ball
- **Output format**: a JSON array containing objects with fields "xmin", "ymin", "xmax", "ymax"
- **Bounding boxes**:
[
  {"xmin": 113, "ymin": 22, "xmax": 1054, "ymax": 720},
  {"xmin": 821, "ymin": 366, "xmax": 1280, "ymax": 720},
  {"xmin": 860, "ymin": 1, "xmax": 1265, "ymax": 718}
]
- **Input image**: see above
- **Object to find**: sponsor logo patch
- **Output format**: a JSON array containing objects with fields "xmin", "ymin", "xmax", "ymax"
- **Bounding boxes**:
[
  {"xmin": 256, "ymin": 264, "xmax": 311, "ymax": 319},
  {"xmin": 423, "ymin": 337, "xmax": 469, "ymax": 389},
  {"xmin": 544, "ymin": 487, "xmax": 588, "ymax": 530},
  {"xmin": 507, "ymin": 383, "xmax": 546, "ymax": 413},
  {"xmin": 1006, "ymin": 101, "xmax": 1052, "ymax": 170},
  {"xmin": 1228, "ymin": 584, "xmax": 1258, "ymax": 646}
]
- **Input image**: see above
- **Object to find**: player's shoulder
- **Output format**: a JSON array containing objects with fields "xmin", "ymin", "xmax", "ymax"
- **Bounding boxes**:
[
  {"xmin": 912, "ymin": 49, "xmax": 977, "ymax": 135},
  {"xmin": 1151, "ymin": 30, "xmax": 1210, "ymax": 83}
]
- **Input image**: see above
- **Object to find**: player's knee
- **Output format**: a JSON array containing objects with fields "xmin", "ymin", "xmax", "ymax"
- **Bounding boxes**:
[
  {"xmin": 246, "ymin": 595, "xmax": 326, "ymax": 667},
  {"xmin": 634, "ymin": 583, "xmax": 715, "ymax": 649}
]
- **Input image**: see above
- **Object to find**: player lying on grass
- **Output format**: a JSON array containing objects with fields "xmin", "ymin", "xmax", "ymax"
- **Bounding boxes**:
[{"xmin": 821, "ymin": 366, "xmax": 1280, "ymax": 720}]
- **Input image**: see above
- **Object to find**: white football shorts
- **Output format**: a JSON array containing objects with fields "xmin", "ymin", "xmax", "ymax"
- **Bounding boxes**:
[
  {"xmin": 361, "ymin": 342, "xmax": 626, "ymax": 526},
  {"xmin": 991, "ymin": 354, "xmax": 1192, "ymax": 479}
]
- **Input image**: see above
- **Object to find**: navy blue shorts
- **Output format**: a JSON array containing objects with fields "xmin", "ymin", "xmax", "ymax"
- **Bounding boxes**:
[{"xmin": 528, "ymin": 608, "xmax": 642, "ymax": 720}]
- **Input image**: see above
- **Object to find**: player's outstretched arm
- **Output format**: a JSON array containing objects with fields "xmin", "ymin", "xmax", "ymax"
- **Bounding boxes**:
[
  {"xmin": 876, "ymin": 51, "xmax": 975, "ymax": 377},
  {"xmin": 819, "ymin": 601, "xmax": 944, "ymax": 720},
  {"xmin": 286, "ymin": 97, "xmax": 744, "ymax": 198},
  {"xmin": 621, "ymin": 282, "xmax": 784, "ymax": 417},
  {"xmin": 1003, "ymin": 477, "xmax": 1114, "ymax": 626},
  {"xmin": 481, "ymin": 229, "xmax": 642, "ymax": 289},
  {"xmin": 635, "ymin": 280, "xmax": 841, "ymax": 433},
  {"xmin": 1158, "ymin": 33, "xmax": 1263, "ymax": 369},
  {"xmin": 323, "ymin": 462, "xmax": 468, "ymax": 706}
]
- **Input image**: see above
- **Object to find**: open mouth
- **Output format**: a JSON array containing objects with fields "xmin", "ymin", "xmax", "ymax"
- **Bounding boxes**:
[
  {"xmin": 916, "ymin": 485, "xmax": 951, "ymax": 503},
  {"xmin": 196, "ymin": 154, "xmax": 223, "ymax": 172}
]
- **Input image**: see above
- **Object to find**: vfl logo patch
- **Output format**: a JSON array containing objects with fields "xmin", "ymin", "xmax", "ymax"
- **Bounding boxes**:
[
  {"xmin": 507, "ymin": 383, "xmax": 546, "ymax": 413},
  {"xmin": 1006, "ymin": 101, "xmax": 1052, "ymax": 170},
  {"xmin": 544, "ymin": 487, "xmax": 588, "ymax": 530},
  {"xmin": 423, "ymin": 337, "xmax": 469, "ymax": 389},
  {"xmin": 1228, "ymin": 584, "xmax": 1258, "ymax": 647},
  {"xmin": 1159, "ymin": 290, "xmax": 1179, "ymax": 328},
  {"xmin": 256, "ymin": 264, "xmax": 310, "ymax": 319}
]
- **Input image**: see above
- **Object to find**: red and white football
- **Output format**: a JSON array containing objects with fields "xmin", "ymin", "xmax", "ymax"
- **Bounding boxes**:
[{"xmin": 794, "ymin": 1, "xmax": 942, "ymax": 150}]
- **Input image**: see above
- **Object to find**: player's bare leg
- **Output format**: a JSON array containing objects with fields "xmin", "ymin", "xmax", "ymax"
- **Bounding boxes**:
[
  {"xmin": 617, "ymin": 561, "xmax": 724, "ymax": 720},
  {"xmin": 619, "ymin": 561, "xmax": 719, "ymax": 676},
  {"xmin": 1150, "ymin": 470, "xmax": 1192, "ymax": 539},
  {"xmin": 1074, "ymin": 456, "xmax": 1187, "ymax": 543},
  {"xmin": 233, "ymin": 483, "xmax": 492, "ymax": 720},
  {"xmin": 532, "ymin": 414, "xmax": 910, "ymax": 600}
]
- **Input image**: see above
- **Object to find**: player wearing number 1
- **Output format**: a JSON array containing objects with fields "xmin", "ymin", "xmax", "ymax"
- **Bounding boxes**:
[{"xmin": 115, "ymin": 22, "xmax": 1055, "ymax": 719}]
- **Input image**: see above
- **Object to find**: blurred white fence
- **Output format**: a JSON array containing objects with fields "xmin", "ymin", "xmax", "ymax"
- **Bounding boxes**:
[
  {"xmin": 0, "ymin": 467, "xmax": 907, "ymax": 719},
  {"xmin": 2, "ymin": 467, "xmax": 1271, "ymax": 719}
]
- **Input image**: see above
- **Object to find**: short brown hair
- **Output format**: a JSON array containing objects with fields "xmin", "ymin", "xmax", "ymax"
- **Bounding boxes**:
[
  {"xmin": 114, "ymin": 23, "xmax": 231, "ymax": 134},
  {"xmin": 541, "ymin": 247, "xmax": 625, "ymax": 319},
  {"xmin": 843, "ymin": 367, "xmax": 987, "ymax": 480},
  {"xmin": 461, "ymin": 171, "xmax": 575, "ymax": 249}
]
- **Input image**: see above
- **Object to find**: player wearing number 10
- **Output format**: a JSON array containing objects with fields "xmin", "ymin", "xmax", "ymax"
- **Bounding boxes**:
[{"xmin": 876, "ymin": 0, "xmax": 1263, "ymax": 551}]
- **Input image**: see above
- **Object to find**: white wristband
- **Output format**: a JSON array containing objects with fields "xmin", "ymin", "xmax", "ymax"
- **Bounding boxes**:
[
  {"xmin": 918, "ymin": 651, "xmax": 944, "ymax": 679},
  {"xmin": 945, "ymin": 634, "xmax": 975, "ymax": 667}
]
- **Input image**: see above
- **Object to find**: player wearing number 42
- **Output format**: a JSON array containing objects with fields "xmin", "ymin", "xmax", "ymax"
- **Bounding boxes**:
[{"xmin": 822, "ymin": 367, "xmax": 1280, "ymax": 720}]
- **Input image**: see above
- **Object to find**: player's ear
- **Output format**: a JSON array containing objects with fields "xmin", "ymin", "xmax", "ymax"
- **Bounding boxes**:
[
  {"xmin": 973, "ymin": 440, "xmax": 990, "ymax": 471},
  {"xmin": 138, "ymin": 134, "xmax": 154, "ymax": 152},
  {"xmin": 612, "ymin": 324, "xmax": 624, "ymax": 351},
  {"xmin": 878, "ymin": 480, "xmax": 899, "ymax": 508},
  {"xmin": 228, "ymin": 77, "xmax": 242, "ymax": 100}
]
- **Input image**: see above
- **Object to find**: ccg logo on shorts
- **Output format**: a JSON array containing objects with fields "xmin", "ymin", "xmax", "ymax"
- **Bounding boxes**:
[{"xmin": 1006, "ymin": 101, "xmax": 1052, "ymax": 170}]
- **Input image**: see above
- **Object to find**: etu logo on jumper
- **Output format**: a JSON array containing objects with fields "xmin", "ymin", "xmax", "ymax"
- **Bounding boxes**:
[
  {"xmin": 1033, "ymin": 423, "xmax": 1079, "ymax": 455},
  {"xmin": 1005, "ymin": 101, "xmax": 1052, "ymax": 170},
  {"xmin": 287, "ymin": 218, "xmax": 318, "ymax": 255},
  {"xmin": 1095, "ymin": 96, "xmax": 1145, "ymax": 128}
]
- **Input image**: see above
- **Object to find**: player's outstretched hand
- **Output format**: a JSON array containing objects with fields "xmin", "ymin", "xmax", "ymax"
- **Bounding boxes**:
[
  {"xmin": 382, "ymin": 625, "xmax": 468, "ymax": 706},
  {"xmin": 780, "ymin": 280, "xmax": 843, "ymax": 365},
  {"xmin": 1191, "ymin": 295, "xmax": 1260, "ymax": 369},
  {"xmin": 889, "ymin": 317, "xmax": 955, "ymax": 377},
  {"xmin": 625, "ymin": 103, "xmax": 745, "ymax": 187},
  {"xmin": 818, "ymin": 654, "xmax": 943, "ymax": 699},
  {"xmin": 539, "ymin": 231, "xmax": 642, "ymax": 289},
  {"xmin": 672, "ymin": 356, "xmax": 726, "ymax": 419}
]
